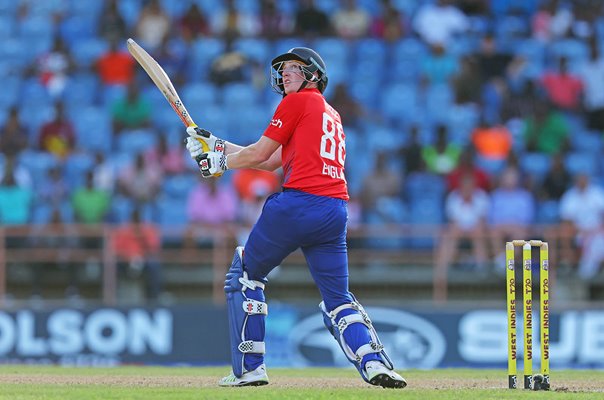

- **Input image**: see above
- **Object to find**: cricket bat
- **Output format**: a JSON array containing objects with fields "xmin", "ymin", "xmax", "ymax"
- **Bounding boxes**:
[{"xmin": 126, "ymin": 38, "xmax": 211, "ymax": 152}]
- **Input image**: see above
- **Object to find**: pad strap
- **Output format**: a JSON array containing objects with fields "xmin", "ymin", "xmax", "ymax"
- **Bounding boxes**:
[
  {"xmin": 238, "ymin": 340, "xmax": 266, "ymax": 354},
  {"xmin": 242, "ymin": 299, "xmax": 268, "ymax": 315}
]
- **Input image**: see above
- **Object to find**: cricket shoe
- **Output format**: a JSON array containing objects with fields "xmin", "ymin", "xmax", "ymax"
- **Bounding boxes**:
[
  {"xmin": 218, "ymin": 364, "xmax": 269, "ymax": 387},
  {"xmin": 365, "ymin": 361, "xmax": 407, "ymax": 389}
]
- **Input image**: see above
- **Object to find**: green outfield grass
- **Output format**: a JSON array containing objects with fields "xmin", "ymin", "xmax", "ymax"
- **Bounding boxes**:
[{"xmin": 0, "ymin": 366, "xmax": 601, "ymax": 399}]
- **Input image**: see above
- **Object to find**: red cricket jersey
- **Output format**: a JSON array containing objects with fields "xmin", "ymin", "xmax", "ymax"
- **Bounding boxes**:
[{"xmin": 263, "ymin": 88, "xmax": 349, "ymax": 201}]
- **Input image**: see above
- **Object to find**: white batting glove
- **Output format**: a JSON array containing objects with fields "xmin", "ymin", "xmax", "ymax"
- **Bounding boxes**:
[
  {"xmin": 186, "ymin": 136, "xmax": 204, "ymax": 160},
  {"xmin": 186, "ymin": 126, "xmax": 226, "ymax": 154},
  {"xmin": 198, "ymin": 151, "xmax": 228, "ymax": 178}
]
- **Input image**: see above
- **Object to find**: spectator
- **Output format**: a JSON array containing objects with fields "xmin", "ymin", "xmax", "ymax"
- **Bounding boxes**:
[
  {"xmin": 37, "ymin": 165, "xmax": 69, "ymax": 211},
  {"xmin": 187, "ymin": 177, "xmax": 238, "ymax": 225},
  {"xmin": 523, "ymin": 101, "xmax": 570, "ymax": 155},
  {"xmin": 180, "ymin": 3, "xmax": 210, "ymax": 42},
  {"xmin": 152, "ymin": 36, "xmax": 188, "ymax": 87},
  {"xmin": 488, "ymin": 168, "xmax": 536, "ymax": 271},
  {"xmin": 294, "ymin": 0, "xmax": 331, "ymax": 37},
  {"xmin": 96, "ymin": 38, "xmax": 136, "ymax": 86},
  {"xmin": 420, "ymin": 43, "xmax": 459, "ymax": 85},
  {"xmin": 135, "ymin": 0, "xmax": 170, "ymax": 51},
  {"xmin": 413, "ymin": 0, "xmax": 469, "ymax": 46},
  {"xmin": 98, "ymin": 0, "xmax": 127, "ymax": 42},
  {"xmin": 328, "ymin": 83, "xmax": 364, "ymax": 128},
  {"xmin": 111, "ymin": 81, "xmax": 152, "ymax": 133},
  {"xmin": 0, "ymin": 163, "xmax": 33, "ymax": 225},
  {"xmin": 31, "ymin": 36, "xmax": 74, "ymax": 98},
  {"xmin": 332, "ymin": 0, "xmax": 370, "ymax": 40},
  {"xmin": 474, "ymin": 34, "xmax": 513, "ymax": 87},
  {"xmin": 144, "ymin": 135, "xmax": 187, "ymax": 176},
  {"xmin": 232, "ymin": 169, "xmax": 280, "ymax": 204},
  {"xmin": 117, "ymin": 152, "xmax": 163, "ymax": 206},
  {"xmin": 422, "ymin": 124, "xmax": 461, "ymax": 175},
  {"xmin": 559, "ymin": 173, "xmax": 604, "ymax": 279},
  {"xmin": 578, "ymin": 37, "xmax": 604, "ymax": 132},
  {"xmin": 212, "ymin": 0, "xmax": 260, "ymax": 39},
  {"xmin": 446, "ymin": 146, "xmax": 490, "ymax": 192},
  {"xmin": 0, "ymin": 156, "xmax": 32, "ymax": 190},
  {"xmin": 532, "ymin": 0, "xmax": 573, "ymax": 42},
  {"xmin": 396, "ymin": 124, "xmax": 423, "ymax": 175},
  {"xmin": 259, "ymin": 0, "xmax": 294, "ymax": 40},
  {"xmin": 112, "ymin": 208, "xmax": 163, "ymax": 301},
  {"xmin": 456, "ymin": 0, "xmax": 489, "ymax": 16},
  {"xmin": 452, "ymin": 55, "xmax": 482, "ymax": 105},
  {"xmin": 501, "ymin": 79, "xmax": 542, "ymax": 122},
  {"xmin": 370, "ymin": 0, "xmax": 406, "ymax": 42},
  {"xmin": 92, "ymin": 152, "xmax": 116, "ymax": 193},
  {"xmin": 209, "ymin": 38, "xmax": 248, "ymax": 86},
  {"xmin": 435, "ymin": 174, "xmax": 490, "ymax": 298},
  {"xmin": 540, "ymin": 56, "xmax": 583, "ymax": 112},
  {"xmin": 540, "ymin": 152, "xmax": 572, "ymax": 201},
  {"xmin": 0, "ymin": 107, "xmax": 28, "ymax": 161},
  {"xmin": 471, "ymin": 118, "xmax": 513, "ymax": 161},
  {"xmin": 359, "ymin": 151, "xmax": 403, "ymax": 224},
  {"xmin": 38, "ymin": 101, "xmax": 76, "ymax": 159},
  {"xmin": 72, "ymin": 171, "xmax": 111, "ymax": 224}
]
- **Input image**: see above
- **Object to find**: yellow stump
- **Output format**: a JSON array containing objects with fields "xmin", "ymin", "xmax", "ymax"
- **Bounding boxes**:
[
  {"xmin": 505, "ymin": 242, "xmax": 517, "ymax": 389},
  {"xmin": 540, "ymin": 243, "xmax": 550, "ymax": 388},
  {"xmin": 522, "ymin": 243, "xmax": 533, "ymax": 389}
]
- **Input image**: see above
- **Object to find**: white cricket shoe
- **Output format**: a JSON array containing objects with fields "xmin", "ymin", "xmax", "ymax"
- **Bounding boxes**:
[
  {"xmin": 218, "ymin": 364, "xmax": 269, "ymax": 387},
  {"xmin": 365, "ymin": 361, "xmax": 407, "ymax": 389}
]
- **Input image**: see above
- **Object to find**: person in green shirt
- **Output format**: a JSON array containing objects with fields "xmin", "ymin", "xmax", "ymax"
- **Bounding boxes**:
[
  {"xmin": 111, "ymin": 81, "xmax": 151, "ymax": 133},
  {"xmin": 524, "ymin": 101, "xmax": 570, "ymax": 155},
  {"xmin": 422, "ymin": 124, "xmax": 461, "ymax": 175},
  {"xmin": 72, "ymin": 170, "xmax": 110, "ymax": 224}
]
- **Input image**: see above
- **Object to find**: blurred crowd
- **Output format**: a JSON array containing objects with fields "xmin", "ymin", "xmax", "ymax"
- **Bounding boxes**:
[{"xmin": 1, "ymin": 0, "xmax": 604, "ymax": 300}]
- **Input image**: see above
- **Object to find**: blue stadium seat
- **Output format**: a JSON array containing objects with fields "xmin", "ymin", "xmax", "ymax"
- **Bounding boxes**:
[
  {"xmin": 381, "ymin": 83, "xmax": 418, "ymax": 122},
  {"xmin": 69, "ymin": 0, "xmax": 104, "ymax": 19},
  {"xmin": 162, "ymin": 174, "xmax": 196, "ymax": 199},
  {"xmin": 72, "ymin": 106, "xmax": 113, "ymax": 153},
  {"xmin": 117, "ymin": 129, "xmax": 158, "ymax": 155},
  {"xmin": 405, "ymin": 172, "xmax": 446, "ymax": 203},
  {"xmin": 19, "ymin": 80, "xmax": 51, "ymax": 107},
  {"xmin": 188, "ymin": 38, "xmax": 225, "ymax": 80},
  {"xmin": 408, "ymin": 198, "xmax": 443, "ymax": 248},
  {"xmin": 233, "ymin": 38, "xmax": 271, "ymax": 63},
  {"xmin": 446, "ymin": 105, "xmax": 479, "ymax": 144},
  {"xmin": 64, "ymin": 152, "xmax": 95, "ymax": 190},
  {"xmin": 0, "ymin": 0, "xmax": 17, "ymax": 15},
  {"xmin": 313, "ymin": 38, "xmax": 350, "ymax": 66},
  {"xmin": 101, "ymin": 84, "xmax": 127, "ymax": 108},
  {"xmin": 117, "ymin": 0, "xmax": 143, "ymax": 28},
  {"xmin": 235, "ymin": 0, "xmax": 261, "ymax": 14},
  {"xmin": 182, "ymin": 82, "xmax": 218, "ymax": 109},
  {"xmin": 549, "ymin": 39, "xmax": 589, "ymax": 65},
  {"xmin": 0, "ymin": 77, "xmax": 20, "ymax": 109},
  {"xmin": 59, "ymin": 15, "xmax": 98, "ymax": 47},
  {"xmin": 565, "ymin": 152, "xmax": 598, "ymax": 176},
  {"xmin": 17, "ymin": 150, "xmax": 59, "ymax": 185},
  {"xmin": 156, "ymin": 196, "xmax": 189, "ymax": 236},
  {"xmin": 160, "ymin": 0, "xmax": 189, "ymax": 18},
  {"xmin": 273, "ymin": 38, "xmax": 304, "ymax": 56},
  {"xmin": 228, "ymin": 106, "xmax": 270, "ymax": 144},
  {"xmin": 570, "ymin": 130, "xmax": 603, "ymax": 153},
  {"xmin": 223, "ymin": 83, "xmax": 259, "ymax": 108},
  {"xmin": 425, "ymin": 84, "xmax": 453, "ymax": 121},
  {"xmin": 18, "ymin": 15, "xmax": 55, "ymax": 39},
  {"xmin": 536, "ymin": 200, "xmax": 559, "ymax": 224},
  {"xmin": 197, "ymin": 105, "xmax": 228, "ymax": 135},
  {"xmin": 63, "ymin": 74, "xmax": 99, "ymax": 108},
  {"xmin": 520, "ymin": 152, "xmax": 551, "ymax": 181},
  {"xmin": 354, "ymin": 39, "xmax": 388, "ymax": 63},
  {"xmin": 110, "ymin": 196, "xmax": 135, "ymax": 224},
  {"xmin": 70, "ymin": 38, "xmax": 108, "ymax": 68}
]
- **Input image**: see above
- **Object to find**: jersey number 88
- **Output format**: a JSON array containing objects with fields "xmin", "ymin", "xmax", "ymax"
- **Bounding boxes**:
[{"xmin": 320, "ymin": 112, "xmax": 346, "ymax": 165}]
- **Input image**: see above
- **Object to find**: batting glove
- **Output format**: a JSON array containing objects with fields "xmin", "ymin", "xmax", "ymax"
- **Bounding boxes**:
[
  {"xmin": 186, "ymin": 126, "xmax": 226, "ymax": 155},
  {"xmin": 198, "ymin": 151, "xmax": 228, "ymax": 178}
]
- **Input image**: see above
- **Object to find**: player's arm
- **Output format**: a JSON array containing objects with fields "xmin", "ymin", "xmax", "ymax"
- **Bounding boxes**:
[{"xmin": 226, "ymin": 136, "xmax": 281, "ymax": 170}]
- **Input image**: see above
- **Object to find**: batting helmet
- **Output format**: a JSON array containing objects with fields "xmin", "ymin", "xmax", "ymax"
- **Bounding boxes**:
[{"xmin": 270, "ymin": 47, "xmax": 328, "ymax": 95}]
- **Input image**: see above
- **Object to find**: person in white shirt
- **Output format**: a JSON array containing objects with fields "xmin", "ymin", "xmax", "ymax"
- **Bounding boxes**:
[
  {"xmin": 434, "ymin": 174, "xmax": 489, "ymax": 301},
  {"xmin": 413, "ymin": 0, "xmax": 469, "ymax": 46},
  {"xmin": 559, "ymin": 173, "xmax": 604, "ymax": 279}
]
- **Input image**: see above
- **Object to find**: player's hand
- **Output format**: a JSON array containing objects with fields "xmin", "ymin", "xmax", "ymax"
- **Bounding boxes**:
[
  {"xmin": 198, "ymin": 151, "xmax": 228, "ymax": 178},
  {"xmin": 186, "ymin": 126, "xmax": 226, "ymax": 154}
]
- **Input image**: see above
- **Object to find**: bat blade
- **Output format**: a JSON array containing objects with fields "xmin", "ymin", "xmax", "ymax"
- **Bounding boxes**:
[{"xmin": 126, "ymin": 38, "xmax": 196, "ymax": 129}]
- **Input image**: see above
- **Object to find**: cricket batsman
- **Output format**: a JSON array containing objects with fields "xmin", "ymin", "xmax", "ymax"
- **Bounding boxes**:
[{"xmin": 185, "ymin": 47, "xmax": 407, "ymax": 389}]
